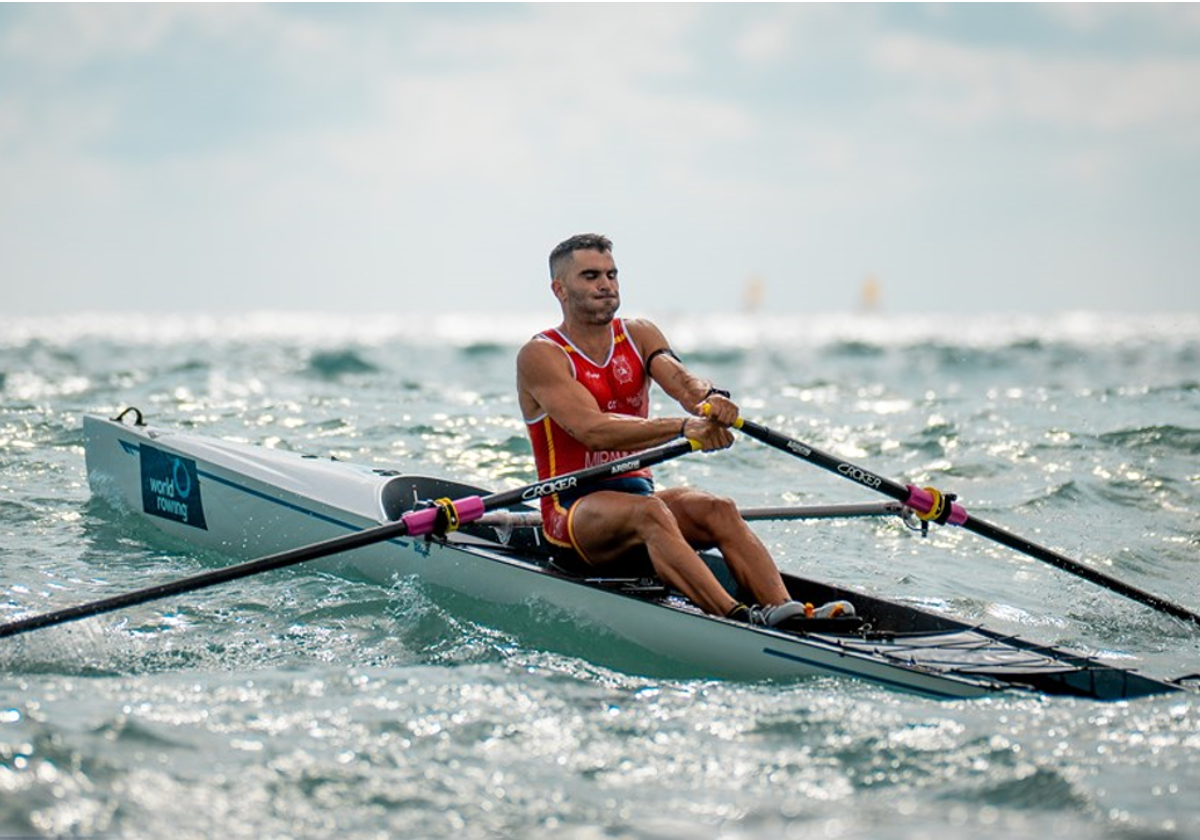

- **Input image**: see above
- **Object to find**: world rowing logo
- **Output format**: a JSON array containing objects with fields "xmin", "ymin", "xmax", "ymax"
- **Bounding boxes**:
[{"xmin": 139, "ymin": 444, "xmax": 208, "ymax": 529}]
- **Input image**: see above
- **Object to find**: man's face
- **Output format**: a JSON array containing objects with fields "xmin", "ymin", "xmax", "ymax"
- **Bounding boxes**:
[{"xmin": 555, "ymin": 249, "xmax": 620, "ymax": 325}]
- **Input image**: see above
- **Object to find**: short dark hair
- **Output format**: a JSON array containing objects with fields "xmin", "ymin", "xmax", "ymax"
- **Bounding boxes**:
[{"xmin": 549, "ymin": 233, "xmax": 612, "ymax": 279}]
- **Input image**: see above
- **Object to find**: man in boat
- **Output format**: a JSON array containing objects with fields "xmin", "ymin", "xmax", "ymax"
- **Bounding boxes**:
[{"xmin": 517, "ymin": 233, "xmax": 853, "ymax": 626}]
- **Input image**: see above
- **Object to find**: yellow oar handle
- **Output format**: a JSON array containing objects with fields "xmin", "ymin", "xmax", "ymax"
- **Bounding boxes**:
[{"xmin": 700, "ymin": 402, "xmax": 745, "ymax": 430}]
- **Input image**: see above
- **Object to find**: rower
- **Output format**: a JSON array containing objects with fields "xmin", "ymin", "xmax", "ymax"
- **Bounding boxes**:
[{"xmin": 516, "ymin": 233, "xmax": 853, "ymax": 626}]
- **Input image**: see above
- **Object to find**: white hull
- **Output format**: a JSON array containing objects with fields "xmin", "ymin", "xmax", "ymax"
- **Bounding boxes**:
[{"xmin": 82, "ymin": 412, "xmax": 1178, "ymax": 700}]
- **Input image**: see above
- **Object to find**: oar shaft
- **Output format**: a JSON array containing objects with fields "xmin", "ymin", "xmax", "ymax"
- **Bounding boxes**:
[
  {"xmin": 1, "ymin": 437, "xmax": 702, "ymax": 640},
  {"xmin": 739, "ymin": 502, "xmax": 907, "ymax": 521},
  {"xmin": 736, "ymin": 417, "xmax": 1200, "ymax": 626},
  {"xmin": 482, "ymin": 438, "xmax": 700, "ymax": 511},
  {"xmin": 735, "ymin": 418, "xmax": 911, "ymax": 503},
  {"xmin": 477, "ymin": 501, "xmax": 906, "ymax": 529},
  {"xmin": 963, "ymin": 516, "xmax": 1200, "ymax": 624},
  {"xmin": 0, "ymin": 519, "xmax": 414, "ymax": 639}
]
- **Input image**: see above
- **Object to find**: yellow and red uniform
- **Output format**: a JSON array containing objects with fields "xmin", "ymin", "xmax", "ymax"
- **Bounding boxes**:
[{"xmin": 525, "ymin": 318, "xmax": 653, "ymax": 549}]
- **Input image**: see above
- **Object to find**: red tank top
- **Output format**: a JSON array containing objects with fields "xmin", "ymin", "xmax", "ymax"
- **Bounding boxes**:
[{"xmin": 525, "ymin": 319, "xmax": 651, "ymax": 544}]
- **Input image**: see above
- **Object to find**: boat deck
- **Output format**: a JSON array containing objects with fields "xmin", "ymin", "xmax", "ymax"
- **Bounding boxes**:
[{"xmin": 444, "ymin": 526, "xmax": 1172, "ymax": 699}]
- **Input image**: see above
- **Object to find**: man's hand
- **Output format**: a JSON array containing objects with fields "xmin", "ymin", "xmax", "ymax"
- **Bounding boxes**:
[
  {"xmin": 681, "ymin": 416, "xmax": 735, "ymax": 451},
  {"xmin": 696, "ymin": 394, "xmax": 738, "ymax": 427}
]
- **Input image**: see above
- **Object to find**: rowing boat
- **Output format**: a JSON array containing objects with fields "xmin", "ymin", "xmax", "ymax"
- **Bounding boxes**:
[{"xmin": 79, "ymin": 409, "xmax": 1184, "ymax": 700}]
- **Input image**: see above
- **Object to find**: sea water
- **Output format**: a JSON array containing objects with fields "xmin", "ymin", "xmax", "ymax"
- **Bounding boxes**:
[{"xmin": 2, "ymin": 310, "xmax": 1199, "ymax": 839}]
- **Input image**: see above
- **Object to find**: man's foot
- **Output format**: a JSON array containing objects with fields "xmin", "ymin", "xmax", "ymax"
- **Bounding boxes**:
[
  {"xmin": 726, "ymin": 600, "xmax": 809, "ymax": 627},
  {"xmin": 726, "ymin": 599, "xmax": 858, "ymax": 626}
]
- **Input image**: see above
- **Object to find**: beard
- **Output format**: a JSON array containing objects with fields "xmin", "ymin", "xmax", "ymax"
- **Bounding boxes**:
[{"xmin": 571, "ymin": 290, "xmax": 620, "ymax": 325}]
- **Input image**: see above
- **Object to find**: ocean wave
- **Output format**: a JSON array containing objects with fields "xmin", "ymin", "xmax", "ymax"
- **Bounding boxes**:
[
  {"xmin": 460, "ymin": 342, "xmax": 510, "ymax": 358},
  {"xmin": 972, "ymin": 767, "xmax": 1089, "ymax": 811},
  {"xmin": 7, "ymin": 310, "xmax": 1200, "ymax": 353},
  {"xmin": 827, "ymin": 339, "xmax": 887, "ymax": 358},
  {"xmin": 304, "ymin": 349, "xmax": 381, "ymax": 379},
  {"xmin": 1017, "ymin": 480, "xmax": 1085, "ymax": 511},
  {"xmin": 1098, "ymin": 425, "xmax": 1200, "ymax": 456}
]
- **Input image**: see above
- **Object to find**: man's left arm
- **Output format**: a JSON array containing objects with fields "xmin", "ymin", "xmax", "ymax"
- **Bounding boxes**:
[{"xmin": 627, "ymin": 319, "xmax": 739, "ymax": 426}]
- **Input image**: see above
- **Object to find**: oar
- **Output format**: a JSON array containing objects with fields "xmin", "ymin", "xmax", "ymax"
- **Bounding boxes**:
[
  {"xmin": 478, "ymin": 501, "xmax": 906, "ymax": 529},
  {"xmin": 0, "ymin": 438, "xmax": 702, "ymax": 640},
  {"xmin": 733, "ymin": 416, "xmax": 1200, "ymax": 626}
]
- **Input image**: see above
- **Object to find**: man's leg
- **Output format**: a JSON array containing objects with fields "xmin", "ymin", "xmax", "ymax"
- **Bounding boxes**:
[
  {"xmin": 658, "ymin": 487, "xmax": 791, "ymax": 607},
  {"xmin": 568, "ymin": 491, "xmax": 741, "ymax": 617},
  {"xmin": 660, "ymin": 487, "xmax": 856, "ymax": 620}
]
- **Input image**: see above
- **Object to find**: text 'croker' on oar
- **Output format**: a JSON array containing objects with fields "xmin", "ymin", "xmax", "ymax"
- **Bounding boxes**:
[
  {"xmin": 731, "ymin": 415, "xmax": 1200, "ymax": 627},
  {"xmin": 0, "ymin": 437, "xmax": 703, "ymax": 641}
]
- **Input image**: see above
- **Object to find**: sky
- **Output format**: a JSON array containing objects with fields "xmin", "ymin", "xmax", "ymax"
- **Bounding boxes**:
[{"xmin": 2, "ymin": 3, "xmax": 1200, "ymax": 318}]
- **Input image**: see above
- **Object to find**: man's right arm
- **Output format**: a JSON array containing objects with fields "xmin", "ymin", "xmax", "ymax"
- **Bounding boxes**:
[{"xmin": 517, "ymin": 339, "xmax": 703, "ymax": 451}]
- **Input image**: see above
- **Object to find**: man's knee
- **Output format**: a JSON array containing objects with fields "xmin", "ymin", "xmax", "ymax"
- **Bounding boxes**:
[
  {"xmin": 702, "ymin": 494, "xmax": 757, "ymax": 546},
  {"xmin": 631, "ymin": 495, "xmax": 684, "ymax": 538},
  {"xmin": 660, "ymin": 490, "xmax": 741, "ymax": 543},
  {"xmin": 691, "ymin": 493, "xmax": 740, "ymax": 528}
]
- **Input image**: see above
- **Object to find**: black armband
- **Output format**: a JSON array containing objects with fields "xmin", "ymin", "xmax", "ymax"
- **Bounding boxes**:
[
  {"xmin": 645, "ymin": 347, "xmax": 680, "ymax": 371},
  {"xmin": 704, "ymin": 386, "xmax": 731, "ymax": 399}
]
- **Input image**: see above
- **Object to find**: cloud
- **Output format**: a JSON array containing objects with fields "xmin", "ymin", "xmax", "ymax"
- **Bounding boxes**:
[
  {"xmin": 869, "ymin": 33, "xmax": 1200, "ymax": 137},
  {"xmin": 1043, "ymin": 2, "xmax": 1200, "ymax": 39},
  {"xmin": 0, "ymin": 3, "xmax": 338, "ymax": 70},
  {"xmin": 1, "ymin": 4, "xmax": 1198, "ymax": 316}
]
